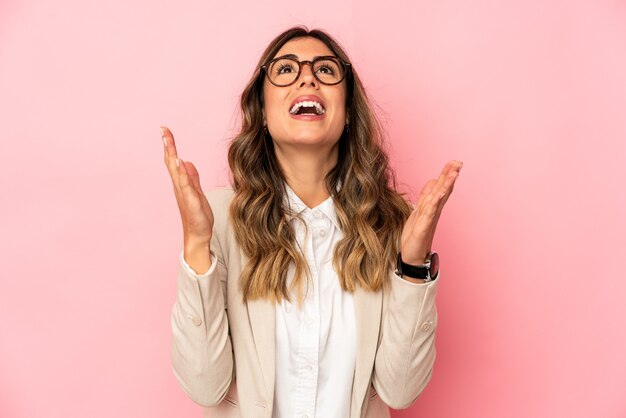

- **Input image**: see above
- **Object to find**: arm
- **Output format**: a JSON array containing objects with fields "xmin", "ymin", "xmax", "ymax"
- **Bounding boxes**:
[
  {"xmin": 161, "ymin": 126, "xmax": 234, "ymax": 406},
  {"xmin": 374, "ymin": 160, "xmax": 460, "ymax": 408},
  {"xmin": 170, "ymin": 232, "xmax": 234, "ymax": 407},
  {"xmin": 372, "ymin": 271, "xmax": 439, "ymax": 409}
]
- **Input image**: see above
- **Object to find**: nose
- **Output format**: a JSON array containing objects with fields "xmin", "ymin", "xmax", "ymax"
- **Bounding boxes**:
[{"xmin": 297, "ymin": 62, "xmax": 318, "ymax": 88}]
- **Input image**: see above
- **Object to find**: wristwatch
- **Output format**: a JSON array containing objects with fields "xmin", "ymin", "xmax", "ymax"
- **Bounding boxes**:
[{"xmin": 396, "ymin": 252, "xmax": 439, "ymax": 282}]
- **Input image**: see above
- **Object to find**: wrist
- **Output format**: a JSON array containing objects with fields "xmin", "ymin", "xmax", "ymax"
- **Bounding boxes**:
[
  {"xmin": 396, "ymin": 251, "xmax": 439, "ymax": 282},
  {"xmin": 183, "ymin": 238, "xmax": 212, "ymax": 274},
  {"xmin": 401, "ymin": 255, "xmax": 426, "ymax": 266},
  {"xmin": 184, "ymin": 234, "xmax": 211, "ymax": 250},
  {"xmin": 400, "ymin": 250, "xmax": 430, "ymax": 266}
]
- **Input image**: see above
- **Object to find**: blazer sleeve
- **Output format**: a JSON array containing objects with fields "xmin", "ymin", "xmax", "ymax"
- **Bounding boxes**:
[
  {"xmin": 170, "ymin": 228, "xmax": 234, "ymax": 407},
  {"xmin": 372, "ymin": 271, "xmax": 439, "ymax": 409}
]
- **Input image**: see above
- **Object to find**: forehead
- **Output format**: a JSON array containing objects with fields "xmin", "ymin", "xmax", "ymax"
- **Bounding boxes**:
[{"xmin": 273, "ymin": 37, "xmax": 335, "ymax": 60}]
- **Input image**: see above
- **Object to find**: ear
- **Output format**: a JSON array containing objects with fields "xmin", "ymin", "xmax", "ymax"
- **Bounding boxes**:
[{"xmin": 259, "ymin": 85, "xmax": 267, "ymax": 126}]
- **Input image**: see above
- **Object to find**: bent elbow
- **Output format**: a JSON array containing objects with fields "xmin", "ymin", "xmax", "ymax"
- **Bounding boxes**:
[
  {"xmin": 171, "ymin": 362, "xmax": 233, "ymax": 407},
  {"xmin": 380, "ymin": 365, "xmax": 435, "ymax": 410},
  {"xmin": 170, "ymin": 338, "xmax": 234, "ymax": 407}
]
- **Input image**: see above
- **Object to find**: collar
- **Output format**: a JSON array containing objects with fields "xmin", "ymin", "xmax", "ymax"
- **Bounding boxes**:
[{"xmin": 283, "ymin": 182, "xmax": 342, "ymax": 231}]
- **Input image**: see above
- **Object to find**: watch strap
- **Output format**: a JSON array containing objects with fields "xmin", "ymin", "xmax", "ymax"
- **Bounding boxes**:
[{"xmin": 396, "ymin": 252, "xmax": 431, "ymax": 279}]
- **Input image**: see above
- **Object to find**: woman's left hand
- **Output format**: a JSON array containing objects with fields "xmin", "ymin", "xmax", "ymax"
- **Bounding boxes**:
[{"xmin": 400, "ymin": 160, "xmax": 463, "ymax": 267}]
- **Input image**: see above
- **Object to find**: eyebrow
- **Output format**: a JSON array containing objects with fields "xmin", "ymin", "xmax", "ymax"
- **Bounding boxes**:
[{"xmin": 274, "ymin": 53, "xmax": 336, "ymax": 60}]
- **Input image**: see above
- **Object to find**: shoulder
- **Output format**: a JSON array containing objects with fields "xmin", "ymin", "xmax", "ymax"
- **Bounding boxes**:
[{"xmin": 206, "ymin": 184, "xmax": 235, "ymax": 211}]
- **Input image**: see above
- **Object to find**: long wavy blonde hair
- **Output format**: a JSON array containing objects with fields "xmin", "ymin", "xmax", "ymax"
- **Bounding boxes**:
[{"xmin": 227, "ymin": 26, "xmax": 412, "ymax": 304}]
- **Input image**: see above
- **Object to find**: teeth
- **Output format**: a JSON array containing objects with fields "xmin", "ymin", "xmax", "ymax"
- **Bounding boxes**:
[{"xmin": 289, "ymin": 100, "xmax": 326, "ymax": 115}]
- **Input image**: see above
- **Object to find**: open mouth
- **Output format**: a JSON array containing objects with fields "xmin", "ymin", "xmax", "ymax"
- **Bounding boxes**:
[{"xmin": 289, "ymin": 100, "xmax": 326, "ymax": 116}]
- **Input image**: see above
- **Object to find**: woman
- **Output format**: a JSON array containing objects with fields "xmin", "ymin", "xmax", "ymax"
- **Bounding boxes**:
[{"xmin": 164, "ymin": 26, "xmax": 461, "ymax": 418}]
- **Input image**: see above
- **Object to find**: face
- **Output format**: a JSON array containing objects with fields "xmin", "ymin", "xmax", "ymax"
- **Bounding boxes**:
[{"xmin": 262, "ymin": 37, "xmax": 348, "ymax": 150}]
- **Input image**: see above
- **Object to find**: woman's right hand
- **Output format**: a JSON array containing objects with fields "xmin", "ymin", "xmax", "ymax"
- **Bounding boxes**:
[{"xmin": 162, "ymin": 126, "xmax": 214, "ymax": 272}]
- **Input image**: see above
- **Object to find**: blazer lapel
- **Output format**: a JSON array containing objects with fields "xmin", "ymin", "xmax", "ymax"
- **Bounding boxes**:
[
  {"xmin": 244, "ymin": 249, "xmax": 277, "ymax": 412},
  {"xmin": 351, "ymin": 284, "xmax": 383, "ymax": 418}
]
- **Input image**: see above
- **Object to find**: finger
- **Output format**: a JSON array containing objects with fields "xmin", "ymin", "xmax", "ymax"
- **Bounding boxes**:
[
  {"xmin": 184, "ymin": 161, "xmax": 212, "ymax": 215},
  {"xmin": 416, "ymin": 179, "xmax": 437, "ymax": 211},
  {"xmin": 426, "ymin": 167, "xmax": 461, "ymax": 239},
  {"xmin": 161, "ymin": 127, "xmax": 187, "ymax": 208},
  {"xmin": 161, "ymin": 126, "xmax": 179, "ymax": 159},
  {"xmin": 162, "ymin": 126, "xmax": 180, "ymax": 179},
  {"xmin": 177, "ymin": 159, "xmax": 203, "ymax": 214},
  {"xmin": 404, "ymin": 179, "xmax": 435, "ymax": 245},
  {"xmin": 424, "ymin": 172, "xmax": 457, "ymax": 227},
  {"xmin": 437, "ymin": 165, "xmax": 461, "ymax": 207},
  {"xmin": 418, "ymin": 183, "xmax": 442, "ymax": 214},
  {"xmin": 433, "ymin": 160, "xmax": 458, "ymax": 190},
  {"xmin": 177, "ymin": 157, "xmax": 191, "ymax": 190},
  {"xmin": 409, "ymin": 161, "xmax": 463, "ymax": 255},
  {"xmin": 432, "ymin": 160, "xmax": 462, "ymax": 196},
  {"xmin": 425, "ymin": 161, "xmax": 460, "ymax": 209},
  {"xmin": 414, "ymin": 192, "xmax": 440, "ymax": 231},
  {"xmin": 416, "ymin": 163, "xmax": 452, "ymax": 214},
  {"xmin": 185, "ymin": 160, "xmax": 202, "ymax": 195}
]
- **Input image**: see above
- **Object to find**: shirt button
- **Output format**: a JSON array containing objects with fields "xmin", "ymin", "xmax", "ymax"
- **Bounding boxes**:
[
  {"xmin": 303, "ymin": 415, "xmax": 309, "ymax": 418},
  {"xmin": 305, "ymin": 315, "xmax": 314, "ymax": 326},
  {"xmin": 303, "ymin": 365, "xmax": 313, "ymax": 373},
  {"xmin": 313, "ymin": 211, "xmax": 322, "ymax": 218},
  {"xmin": 319, "ymin": 229, "xmax": 326, "ymax": 237},
  {"xmin": 420, "ymin": 321, "xmax": 432, "ymax": 331},
  {"xmin": 188, "ymin": 315, "xmax": 202, "ymax": 326}
]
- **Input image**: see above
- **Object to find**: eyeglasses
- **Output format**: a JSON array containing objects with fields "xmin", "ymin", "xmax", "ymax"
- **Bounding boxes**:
[{"xmin": 261, "ymin": 55, "xmax": 351, "ymax": 87}]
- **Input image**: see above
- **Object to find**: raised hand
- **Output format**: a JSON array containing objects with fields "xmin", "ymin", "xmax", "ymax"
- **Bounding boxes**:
[
  {"xmin": 162, "ymin": 126, "xmax": 214, "ymax": 273},
  {"xmin": 400, "ymin": 160, "xmax": 463, "ymax": 270}
]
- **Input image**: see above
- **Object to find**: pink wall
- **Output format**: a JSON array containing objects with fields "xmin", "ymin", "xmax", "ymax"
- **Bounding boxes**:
[{"xmin": 1, "ymin": 1, "xmax": 625, "ymax": 417}]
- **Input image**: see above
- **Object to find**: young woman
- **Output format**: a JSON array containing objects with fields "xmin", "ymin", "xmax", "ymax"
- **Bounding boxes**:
[{"xmin": 164, "ymin": 26, "xmax": 461, "ymax": 418}]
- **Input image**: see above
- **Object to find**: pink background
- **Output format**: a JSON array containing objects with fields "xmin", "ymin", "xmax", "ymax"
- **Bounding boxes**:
[{"xmin": 1, "ymin": 0, "xmax": 625, "ymax": 417}]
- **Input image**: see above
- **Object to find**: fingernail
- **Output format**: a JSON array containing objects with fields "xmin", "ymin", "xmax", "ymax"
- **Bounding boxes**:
[
  {"xmin": 162, "ymin": 136, "xmax": 167, "ymax": 147},
  {"xmin": 160, "ymin": 127, "xmax": 164, "ymax": 137},
  {"xmin": 440, "ymin": 192, "xmax": 446, "ymax": 199},
  {"xmin": 176, "ymin": 158, "xmax": 180, "ymax": 168},
  {"xmin": 458, "ymin": 161, "xmax": 463, "ymax": 171}
]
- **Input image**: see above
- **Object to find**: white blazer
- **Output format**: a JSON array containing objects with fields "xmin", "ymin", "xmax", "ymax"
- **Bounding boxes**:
[{"xmin": 170, "ymin": 186, "xmax": 439, "ymax": 418}]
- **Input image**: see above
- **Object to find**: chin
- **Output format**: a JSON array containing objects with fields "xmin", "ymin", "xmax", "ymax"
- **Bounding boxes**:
[
  {"xmin": 290, "ymin": 126, "xmax": 343, "ymax": 144},
  {"xmin": 288, "ymin": 132, "xmax": 341, "ymax": 147},
  {"xmin": 269, "ymin": 117, "xmax": 344, "ymax": 146},
  {"xmin": 290, "ymin": 131, "xmax": 326, "ymax": 143}
]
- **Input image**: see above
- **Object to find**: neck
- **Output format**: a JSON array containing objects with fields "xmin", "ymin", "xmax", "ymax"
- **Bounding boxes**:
[{"xmin": 273, "ymin": 142, "xmax": 338, "ymax": 209}]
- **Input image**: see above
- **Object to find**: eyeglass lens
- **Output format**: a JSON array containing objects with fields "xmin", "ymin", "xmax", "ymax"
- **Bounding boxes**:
[{"xmin": 267, "ymin": 58, "xmax": 345, "ymax": 86}]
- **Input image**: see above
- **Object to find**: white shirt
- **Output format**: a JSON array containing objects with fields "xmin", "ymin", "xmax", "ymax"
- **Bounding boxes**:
[{"xmin": 181, "ymin": 183, "xmax": 356, "ymax": 418}]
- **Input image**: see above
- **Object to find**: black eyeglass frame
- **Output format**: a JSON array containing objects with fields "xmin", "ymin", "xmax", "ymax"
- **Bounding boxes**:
[{"xmin": 260, "ymin": 55, "xmax": 352, "ymax": 87}]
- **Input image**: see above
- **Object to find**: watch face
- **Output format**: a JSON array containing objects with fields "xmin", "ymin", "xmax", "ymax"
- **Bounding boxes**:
[{"xmin": 430, "ymin": 252, "xmax": 440, "ymax": 278}]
